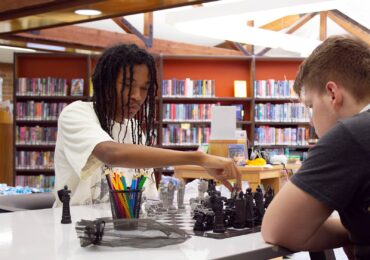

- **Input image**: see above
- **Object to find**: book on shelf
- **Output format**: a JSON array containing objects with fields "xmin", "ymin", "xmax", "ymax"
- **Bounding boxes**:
[
  {"xmin": 162, "ymin": 78, "xmax": 215, "ymax": 97},
  {"xmin": 234, "ymin": 104, "xmax": 244, "ymax": 121},
  {"xmin": 162, "ymin": 124, "xmax": 210, "ymax": 146},
  {"xmin": 234, "ymin": 80, "xmax": 247, "ymax": 98},
  {"xmin": 15, "ymin": 175, "xmax": 55, "ymax": 189},
  {"xmin": 17, "ymin": 77, "xmax": 68, "ymax": 96},
  {"xmin": 254, "ymin": 126, "xmax": 309, "ymax": 146},
  {"xmin": 70, "ymin": 78, "xmax": 84, "ymax": 96},
  {"xmin": 162, "ymin": 103, "xmax": 214, "ymax": 122},
  {"xmin": 16, "ymin": 151, "xmax": 54, "ymax": 170},
  {"xmin": 16, "ymin": 126, "xmax": 57, "ymax": 145},
  {"xmin": 228, "ymin": 144, "xmax": 247, "ymax": 166},
  {"xmin": 254, "ymin": 79, "xmax": 298, "ymax": 99},
  {"xmin": 254, "ymin": 103, "xmax": 310, "ymax": 122},
  {"xmin": 16, "ymin": 102, "xmax": 67, "ymax": 120}
]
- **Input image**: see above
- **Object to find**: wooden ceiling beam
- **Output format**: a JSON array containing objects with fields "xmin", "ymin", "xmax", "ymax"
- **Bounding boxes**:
[
  {"xmin": 2, "ymin": 25, "xmax": 243, "ymax": 56},
  {"xmin": 246, "ymin": 20, "xmax": 254, "ymax": 54},
  {"xmin": 257, "ymin": 12, "xmax": 317, "ymax": 56},
  {"xmin": 327, "ymin": 10, "xmax": 370, "ymax": 45},
  {"xmin": 112, "ymin": 16, "xmax": 152, "ymax": 48},
  {"xmin": 144, "ymin": 12, "xmax": 153, "ymax": 37},
  {"xmin": 0, "ymin": 0, "xmax": 103, "ymax": 21},
  {"xmin": 111, "ymin": 17, "xmax": 132, "ymax": 34},
  {"xmin": 320, "ymin": 11, "xmax": 327, "ymax": 41},
  {"xmin": 0, "ymin": 0, "xmax": 216, "ymax": 36},
  {"xmin": 260, "ymin": 14, "xmax": 301, "ymax": 31}
]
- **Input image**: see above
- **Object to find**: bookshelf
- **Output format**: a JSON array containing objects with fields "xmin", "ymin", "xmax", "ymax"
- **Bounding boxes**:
[
  {"xmin": 13, "ymin": 53, "xmax": 91, "ymax": 189},
  {"xmin": 253, "ymin": 57, "xmax": 312, "ymax": 159},
  {"xmin": 157, "ymin": 55, "xmax": 312, "ymax": 160},
  {"xmin": 158, "ymin": 55, "xmax": 253, "ymax": 149}
]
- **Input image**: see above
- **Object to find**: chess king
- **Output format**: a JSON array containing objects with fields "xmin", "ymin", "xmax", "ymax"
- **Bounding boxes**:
[{"xmin": 58, "ymin": 185, "xmax": 72, "ymax": 224}]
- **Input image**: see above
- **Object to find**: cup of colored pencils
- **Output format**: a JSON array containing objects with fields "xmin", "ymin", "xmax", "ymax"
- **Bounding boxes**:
[{"xmin": 106, "ymin": 171, "xmax": 147, "ymax": 220}]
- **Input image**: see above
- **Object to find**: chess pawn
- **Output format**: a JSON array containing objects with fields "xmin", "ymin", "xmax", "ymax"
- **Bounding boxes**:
[
  {"xmin": 57, "ymin": 185, "xmax": 72, "ymax": 224},
  {"xmin": 264, "ymin": 186, "xmax": 274, "ymax": 209},
  {"xmin": 177, "ymin": 179, "xmax": 186, "ymax": 213},
  {"xmin": 167, "ymin": 179, "xmax": 177, "ymax": 214},
  {"xmin": 159, "ymin": 180, "xmax": 166, "ymax": 202},
  {"xmin": 197, "ymin": 179, "xmax": 208, "ymax": 200}
]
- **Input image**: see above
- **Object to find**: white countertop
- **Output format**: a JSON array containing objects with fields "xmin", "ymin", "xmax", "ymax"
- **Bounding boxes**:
[{"xmin": 0, "ymin": 204, "xmax": 291, "ymax": 260}]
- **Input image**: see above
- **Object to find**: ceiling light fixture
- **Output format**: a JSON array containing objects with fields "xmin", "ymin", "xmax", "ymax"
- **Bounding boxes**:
[
  {"xmin": 0, "ymin": 45, "xmax": 36, "ymax": 52},
  {"xmin": 74, "ymin": 9, "xmax": 102, "ymax": 16},
  {"xmin": 26, "ymin": 43, "xmax": 66, "ymax": 52}
]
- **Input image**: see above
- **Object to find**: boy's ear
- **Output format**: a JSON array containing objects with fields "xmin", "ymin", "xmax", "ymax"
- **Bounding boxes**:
[{"xmin": 325, "ymin": 81, "xmax": 343, "ymax": 108}]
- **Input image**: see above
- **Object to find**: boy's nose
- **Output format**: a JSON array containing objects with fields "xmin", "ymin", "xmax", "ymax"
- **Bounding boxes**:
[{"xmin": 130, "ymin": 88, "xmax": 141, "ymax": 101}]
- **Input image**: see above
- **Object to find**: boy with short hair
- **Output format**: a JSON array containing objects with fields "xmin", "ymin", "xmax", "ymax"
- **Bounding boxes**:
[{"xmin": 261, "ymin": 36, "xmax": 370, "ymax": 259}]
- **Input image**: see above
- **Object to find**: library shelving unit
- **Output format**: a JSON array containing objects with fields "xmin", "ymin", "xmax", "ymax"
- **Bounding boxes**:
[
  {"xmin": 253, "ymin": 57, "xmax": 311, "ymax": 158},
  {"xmin": 158, "ymin": 54, "xmax": 253, "ymax": 150},
  {"xmin": 157, "ymin": 55, "xmax": 312, "ymax": 160},
  {"xmin": 13, "ymin": 53, "xmax": 91, "ymax": 189}
]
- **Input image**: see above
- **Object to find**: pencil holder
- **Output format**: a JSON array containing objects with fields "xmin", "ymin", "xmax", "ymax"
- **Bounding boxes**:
[{"xmin": 109, "ymin": 189, "xmax": 143, "ymax": 220}]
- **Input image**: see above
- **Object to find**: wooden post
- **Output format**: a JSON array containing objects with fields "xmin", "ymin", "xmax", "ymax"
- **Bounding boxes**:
[{"xmin": 0, "ymin": 107, "xmax": 13, "ymax": 185}]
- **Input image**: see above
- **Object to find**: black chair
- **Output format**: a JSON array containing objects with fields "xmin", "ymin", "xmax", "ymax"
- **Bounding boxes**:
[{"xmin": 0, "ymin": 193, "xmax": 55, "ymax": 213}]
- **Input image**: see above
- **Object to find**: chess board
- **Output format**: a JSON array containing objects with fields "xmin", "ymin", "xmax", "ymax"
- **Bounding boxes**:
[{"xmin": 151, "ymin": 207, "xmax": 261, "ymax": 239}]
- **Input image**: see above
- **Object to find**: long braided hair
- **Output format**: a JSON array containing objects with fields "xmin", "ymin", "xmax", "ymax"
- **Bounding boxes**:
[{"xmin": 92, "ymin": 44, "xmax": 158, "ymax": 146}]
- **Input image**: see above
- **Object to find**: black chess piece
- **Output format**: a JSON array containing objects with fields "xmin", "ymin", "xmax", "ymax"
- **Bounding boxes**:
[
  {"xmin": 204, "ymin": 211, "xmax": 215, "ymax": 231},
  {"xmin": 245, "ymin": 188, "xmax": 255, "ymax": 228},
  {"xmin": 254, "ymin": 185, "xmax": 265, "ymax": 225},
  {"xmin": 233, "ymin": 191, "xmax": 246, "ymax": 229},
  {"xmin": 264, "ymin": 186, "xmax": 275, "ymax": 209},
  {"xmin": 207, "ymin": 179, "xmax": 216, "ymax": 196},
  {"xmin": 210, "ymin": 191, "xmax": 226, "ymax": 233},
  {"xmin": 58, "ymin": 185, "xmax": 72, "ymax": 224},
  {"xmin": 193, "ymin": 210, "xmax": 206, "ymax": 231}
]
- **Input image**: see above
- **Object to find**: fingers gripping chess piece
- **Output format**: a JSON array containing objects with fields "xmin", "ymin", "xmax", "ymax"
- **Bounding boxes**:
[{"xmin": 58, "ymin": 185, "xmax": 72, "ymax": 224}]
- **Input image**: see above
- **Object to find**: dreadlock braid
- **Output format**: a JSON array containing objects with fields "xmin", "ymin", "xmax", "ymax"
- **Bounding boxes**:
[{"xmin": 92, "ymin": 44, "xmax": 158, "ymax": 146}]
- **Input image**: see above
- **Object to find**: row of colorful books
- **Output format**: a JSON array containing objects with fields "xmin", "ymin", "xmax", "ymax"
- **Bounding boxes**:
[
  {"xmin": 254, "ymin": 103, "xmax": 310, "ymax": 122},
  {"xmin": 16, "ymin": 126, "xmax": 57, "ymax": 145},
  {"xmin": 15, "ymin": 175, "xmax": 55, "ymax": 189},
  {"xmin": 163, "ymin": 103, "xmax": 214, "ymax": 121},
  {"xmin": 17, "ymin": 77, "xmax": 84, "ymax": 96},
  {"xmin": 254, "ymin": 79, "xmax": 298, "ymax": 98},
  {"xmin": 15, "ymin": 151, "xmax": 54, "ymax": 170},
  {"xmin": 162, "ymin": 78, "xmax": 215, "ymax": 97},
  {"xmin": 162, "ymin": 125, "xmax": 211, "ymax": 145},
  {"xmin": 16, "ymin": 101, "xmax": 67, "ymax": 120},
  {"xmin": 254, "ymin": 126, "xmax": 309, "ymax": 146}
]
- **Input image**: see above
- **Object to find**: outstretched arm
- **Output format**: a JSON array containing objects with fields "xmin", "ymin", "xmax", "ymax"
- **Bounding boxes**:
[
  {"xmin": 93, "ymin": 141, "xmax": 241, "ymax": 190},
  {"xmin": 261, "ymin": 182, "xmax": 351, "ymax": 251}
]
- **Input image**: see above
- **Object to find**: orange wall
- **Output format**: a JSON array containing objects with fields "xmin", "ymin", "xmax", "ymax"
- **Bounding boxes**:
[
  {"xmin": 163, "ymin": 59, "xmax": 251, "ymax": 97},
  {"xmin": 255, "ymin": 60, "xmax": 302, "ymax": 80}
]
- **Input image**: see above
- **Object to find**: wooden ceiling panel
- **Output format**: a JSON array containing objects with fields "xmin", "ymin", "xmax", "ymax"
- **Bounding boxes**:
[
  {"xmin": 3, "ymin": 25, "xmax": 243, "ymax": 56},
  {"xmin": 0, "ymin": 0, "xmax": 215, "ymax": 35}
]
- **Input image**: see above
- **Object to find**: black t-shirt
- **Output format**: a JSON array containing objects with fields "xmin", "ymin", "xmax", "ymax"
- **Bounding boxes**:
[{"xmin": 291, "ymin": 110, "xmax": 370, "ymax": 246}]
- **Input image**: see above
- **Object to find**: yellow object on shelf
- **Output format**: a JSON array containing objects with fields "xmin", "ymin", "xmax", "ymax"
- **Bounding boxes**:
[{"xmin": 246, "ymin": 158, "xmax": 267, "ymax": 166}]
